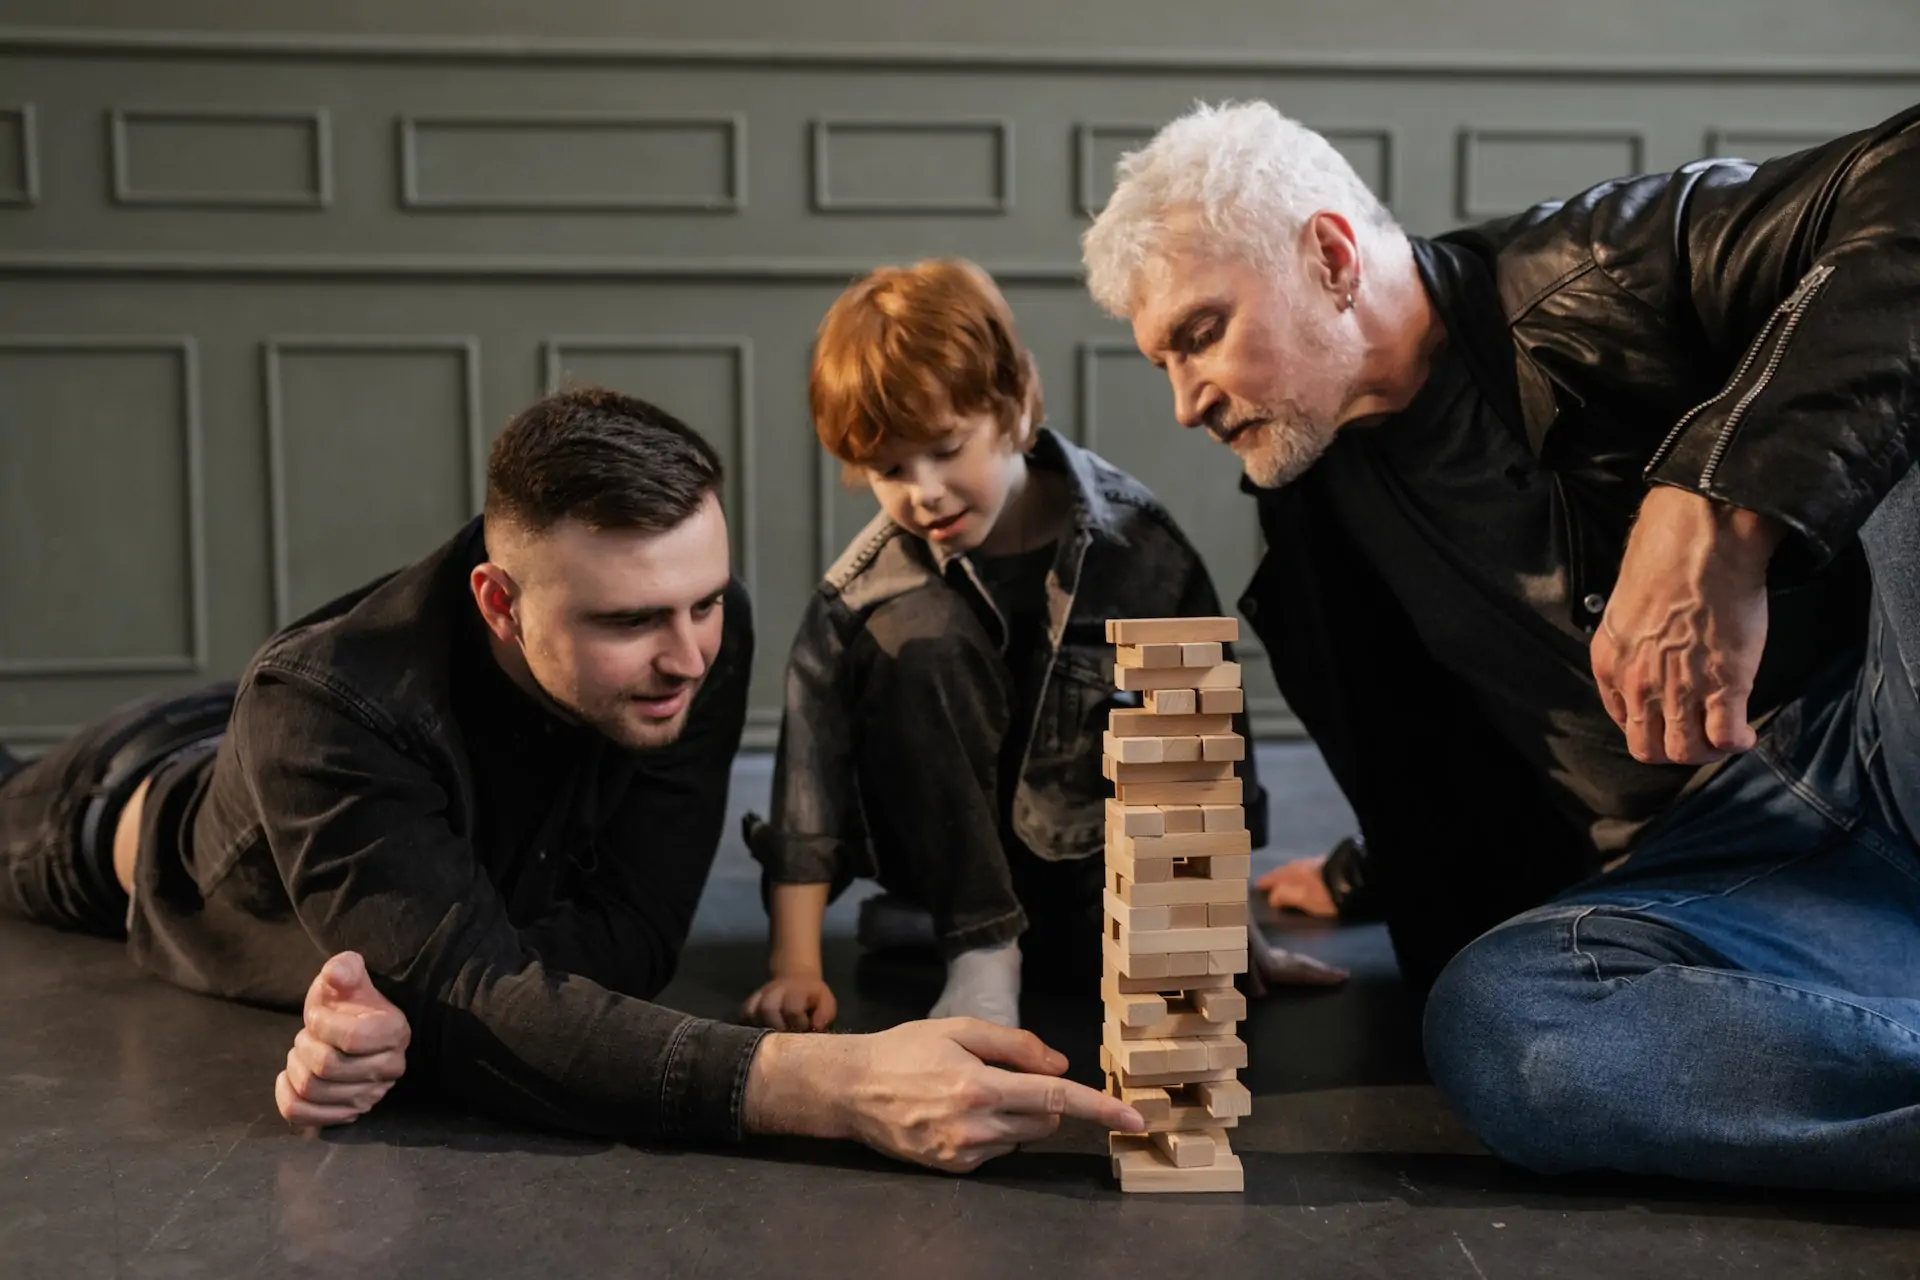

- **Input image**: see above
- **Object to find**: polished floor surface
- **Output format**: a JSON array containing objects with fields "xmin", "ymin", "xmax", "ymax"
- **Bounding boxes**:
[{"xmin": 5, "ymin": 746, "xmax": 1914, "ymax": 1278}]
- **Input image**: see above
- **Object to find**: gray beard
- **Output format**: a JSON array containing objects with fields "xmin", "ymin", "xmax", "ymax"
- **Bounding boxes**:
[{"xmin": 1237, "ymin": 412, "xmax": 1341, "ymax": 489}]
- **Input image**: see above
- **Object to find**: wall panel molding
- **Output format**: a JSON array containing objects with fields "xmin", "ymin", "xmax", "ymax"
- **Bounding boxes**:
[
  {"xmin": 399, "ymin": 112, "xmax": 746, "ymax": 212},
  {"xmin": 1075, "ymin": 338, "xmax": 1147, "ymax": 449},
  {"xmin": 1455, "ymin": 126, "xmax": 1647, "ymax": 219},
  {"xmin": 810, "ymin": 117, "xmax": 1013, "ymax": 214},
  {"xmin": 3, "ymin": 28, "xmax": 1917, "ymax": 79},
  {"xmin": 262, "ymin": 335, "xmax": 483, "ymax": 626},
  {"xmin": 1702, "ymin": 126, "xmax": 1838, "ymax": 158},
  {"xmin": 541, "ymin": 335, "xmax": 757, "ymax": 593},
  {"xmin": 0, "ymin": 103, "xmax": 38, "ymax": 207},
  {"xmin": 0, "ymin": 335, "xmax": 207, "ymax": 676},
  {"xmin": 109, "ymin": 106, "xmax": 332, "ymax": 209}
]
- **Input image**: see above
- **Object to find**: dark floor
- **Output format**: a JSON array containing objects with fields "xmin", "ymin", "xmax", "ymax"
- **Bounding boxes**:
[{"xmin": 4, "ymin": 745, "xmax": 1915, "ymax": 1279}]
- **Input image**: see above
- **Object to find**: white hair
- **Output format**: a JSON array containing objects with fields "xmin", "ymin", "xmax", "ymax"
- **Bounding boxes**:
[{"xmin": 1081, "ymin": 100, "xmax": 1397, "ymax": 317}]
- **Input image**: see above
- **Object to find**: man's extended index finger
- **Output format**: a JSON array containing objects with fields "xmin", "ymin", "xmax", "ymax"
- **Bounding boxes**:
[{"xmin": 993, "ymin": 1070, "xmax": 1145, "ymax": 1132}]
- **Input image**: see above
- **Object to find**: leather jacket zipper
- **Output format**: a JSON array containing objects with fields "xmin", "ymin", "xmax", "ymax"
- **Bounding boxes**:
[{"xmin": 1644, "ymin": 262, "xmax": 1836, "ymax": 481}]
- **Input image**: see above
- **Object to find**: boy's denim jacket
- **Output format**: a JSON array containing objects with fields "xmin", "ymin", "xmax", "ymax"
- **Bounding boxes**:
[{"xmin": 755, "ymin": 427, "xmax": 1266, "ymax": 886}]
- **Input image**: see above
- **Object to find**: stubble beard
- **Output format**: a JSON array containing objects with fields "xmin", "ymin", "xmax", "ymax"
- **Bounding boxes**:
[{"xmin": 1232, "ymin": 406, "xmax": 1343, "ymax": 489}]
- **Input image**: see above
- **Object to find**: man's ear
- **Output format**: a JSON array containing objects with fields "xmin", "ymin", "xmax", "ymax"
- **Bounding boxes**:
[
  {"xmin": 1304, "ymin": 210, "xmax": 1362, "ymax": 298},
  {"xmin": 469, "ymin": 562, "xmax": 521, "ymax": 644}
]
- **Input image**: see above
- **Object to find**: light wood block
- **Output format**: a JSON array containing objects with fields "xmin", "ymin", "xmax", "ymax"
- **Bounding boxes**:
[
  {"xmin": 1116, "ymin": 662, "xmax": 1242, "ymax": 693},
  {"xmin": 1117, "ymin": 1010, "xmax": 1240, "ymax": 1040},
  {"xmin": 1104, "ymin": 845, "xmax": 1174, "ymax": 885},
  {"xmin": 1103, "ymin": 887, "xmax": 1170, "ymax": 932},
  {"xmin": 1179, "ymin": 642, "xmax": 1224, "ymax": 667},
  {"xmin": 1106, "ymin": 617, "xmax": 1239, "ymax": 644},
  {"xmin": 1115, "ymin": 921, "xmax": 1246, "ymax": 955},
  {"xmin": 1111, "ymin": 829, "xmax": 1252, "ymax": 861},
  {"xmin": 1110, "ymin": 869, "xmax": 1246, "ymax": 908},
  {"xmin": 1104, "ymin": 1054, "xmax": 1241, "ymax": 1089},
  {"xmin": 1102, "ymin": 1027, "xmax": 1209, "ymax": 1075},
  {"xmin": 1197, "ymin": 1079, "xmax": 1253, "ymax": 1120},
  {"xmin": 1109, "ymin": 709, "xmax": 1231, "ymax": 737},
  {"xmin": 1160, "ymin": 735, "xmax": 1202, "ymax": 762},
  {"xmin": 1201, "ymin": 804, "xmax": 1245, "ymax": 832},
  {"xmin": 1143, "ymin": 688, "xmax": 1197, "ymax": 715},
  {"xmin": 1203, "ymin": 854, "xmax": 1252, "ymax": 880},
  {"xmin": 1198, "ymin": 687, "xmax": 1244, "ymax": 715},
  {"xmin": 1153, "ymin": 1128, "xmax": 1216, "ymax": 1168},
  {"xmin": 1201, "ymin": 734, "xmax": 1245, "ymax": 762},
  {"xmin": 1159, "ymin": 805, "xmax": 1205, "ymax": 833},
  {"xmin": 1209, "ymin": 947, "xmax": 1250, "ymax": 975},
  {"xmin": 1113, "ymin": 1082, "xmax": 1171, "ymax": 1124},
  {"xmin": 1192, "ymin": 988, "xmax": 1248, "ymax": 1023},
  {"xmin": 1106, "ymin": 969, "xmax": 1235, "ymax": 995},
  {"xmin": 1106, "ymin": 758, "xmax": 1235, "ymax": 785},
  {"xmin": 1101, "ymin": 975, "xmax": 1169, "ymax": 1025},
  {"xmin": 1110, "ymin": 1138, "xmax": 1244, "ymax": 1193},
  {"xmin": 1208, "ymin": 899, "xmax": 1249, "ymax": 928},
  {"xmin": 1115, "ymin": 778, "xmax": 1243, "ymax": 805},
  {"xmin": 1104, "ymin": 799, "xmax": 1164, "ymax": 837},
  {"xmin": 1168, "ymin": 903, "xmax": 1209, "ymax": 929},
  {"xmin": 1115, "ymin": 642, "xmax": 1182, "ymax": 669},
  {"xmin": 1102, "ymin": 731, "xmax": 1162, "ymax": 764},
  {"xmin": 1104, "ymin": 936, "xmax": 1210, "ymax": 979},
  {"xmin": 1202, "ymin": 1035, "xmax": 1249, "ymax": 1071}
]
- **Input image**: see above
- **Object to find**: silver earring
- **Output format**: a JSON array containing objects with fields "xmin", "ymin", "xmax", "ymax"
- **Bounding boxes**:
[{"xmin": 1341, "ymin": 290, "xmax": 1355, "ymax": 311}]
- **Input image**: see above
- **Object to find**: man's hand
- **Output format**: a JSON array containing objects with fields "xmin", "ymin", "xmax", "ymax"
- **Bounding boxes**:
[
  {"xmin": 1243, "ymin": 922, "xmax": 1347, "ymax": 997},
  {"xmin": 741, "ymin": 973, "xmax": 839, "ymax": 1032},
  {"xmin": 1591, "ymin": 486, "xmax": 1783, "ymax": 765},
  {"xmin": 1254, "ymin": 855, "xmax": 1338, "ymax": 918},
  {"xmin": 274, "ymin": 951, "xmax": 411, "ymax": 1132},
  {"xmin": 743, "ymin": 1018, "xmax": 1145, "ymax": 1173}
]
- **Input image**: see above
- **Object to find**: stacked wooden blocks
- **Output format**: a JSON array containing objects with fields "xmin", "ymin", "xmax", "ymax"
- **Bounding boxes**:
[{"xmin": 1101, "ymin": 616, "xmax": 1252, "ymax": 1193}]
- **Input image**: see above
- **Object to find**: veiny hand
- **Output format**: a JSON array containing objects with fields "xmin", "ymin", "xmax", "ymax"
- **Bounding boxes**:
[
  {"xmin": 741, "ymin": 973, "xmax": 839, "ymax": 1032},
  {"xmin": 274, "ymin": 951, "xmax": 411, "ymax": 1133},
  {"xmin": 746, "ymin": 1018, "xmax": 1145, "ymax": 1173},
  {"xmin": 1254, "ymin": 854, "xmax": 1338, "ymax": 918},
  {"xmin": 1243, "ymin": 923, "xmax": 1347, "ymax": 998},
  {"xmin": 1591, "ymin": 487, "xmax": 1782, "ymax": 765}
]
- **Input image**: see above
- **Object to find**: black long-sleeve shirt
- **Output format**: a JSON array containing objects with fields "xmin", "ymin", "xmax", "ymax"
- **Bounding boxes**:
[{"xmin": 128, "ymin": 518, "xmax": 767, "ymax": 1143}]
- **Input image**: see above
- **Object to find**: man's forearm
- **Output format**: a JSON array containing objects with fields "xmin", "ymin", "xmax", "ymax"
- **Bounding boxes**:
[{"xmin": 741, "ymin": 1031, "xmax": 856, "ymax": 1139}]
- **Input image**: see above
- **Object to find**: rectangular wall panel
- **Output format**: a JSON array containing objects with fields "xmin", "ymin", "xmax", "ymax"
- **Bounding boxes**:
[
  {"xmin": 401, "ymin": 113, "xmax": 745, "ymax": 212},
  {"xmin": 0, "ymin": 103, "xmax": 36, "ymax": 207},
  {"xmin": 111, "ymin": 107, "xmax": 332, "ymax": 208},
  {"xmin": 811, "ymin": 118, "xmax": 1012, "ymax": 213},
  {"xmin": 1456, "ymin": 127, "xmax": 1647, "ymax": 218},
  {"xmin": 263, "ymin": 337, "xmax": 482, "ymax": 625},
  {"xmin": 0, "ymin": 337, "xmax": 205, "ymax": 674}
]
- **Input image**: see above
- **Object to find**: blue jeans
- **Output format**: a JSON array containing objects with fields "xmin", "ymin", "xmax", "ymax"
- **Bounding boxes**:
[{"xmin": 1425, "ymin": 469, "xmax": 1920, "ymax": 1191}]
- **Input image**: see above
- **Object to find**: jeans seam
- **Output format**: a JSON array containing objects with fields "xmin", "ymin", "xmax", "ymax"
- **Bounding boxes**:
[
  {"xmin": 943, "ymin": 905, "xmax": 1026, "ymax": 953},
  {"xmin": 1566, "ymin": 906, "xmax": 1611, "ymax": 985},
  {"xmin": 1598, "ymin": 847, "xmax": 1821, "ymax": 914},
  {"xmin": 1660, "ymin": 963, "xmax": 1920, "ymax": 1043},
  {"xmin": 1755, "ymin": 739, "xmax": 1858, "ymax": 835}
]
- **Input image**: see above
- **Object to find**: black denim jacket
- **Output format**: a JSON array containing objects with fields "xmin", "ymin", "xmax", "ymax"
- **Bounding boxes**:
[
  {"xmin": 126, "ymin": 519, "xmax": 766, "ymax": 1145},
  {"xmin": 758, "ymin": 427, "xmax": 1266, "ymax": 886}
]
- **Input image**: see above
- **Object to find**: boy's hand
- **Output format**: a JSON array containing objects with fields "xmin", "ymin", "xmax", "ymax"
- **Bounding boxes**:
[
  {"xmin": 744, "ymin": 1018, "xmax": 1144, "ymax": 1173},
  {"xmin": 1254, "ymin": 855, "xmax": 1338, "ymax": 918},
  {"xmin": 1243, "ymin": 923, "xmax": 1347, "ymax": 997},
  {"xmin": 274, "ymin": 951, "xmax": 411, "ymax": 1132},
  {"xmin": 741, "ymin": 974, "xmax": 839, "ymax": 1031}
]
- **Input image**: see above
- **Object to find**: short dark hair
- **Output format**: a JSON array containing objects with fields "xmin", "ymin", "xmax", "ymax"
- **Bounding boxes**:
[{"xmin": 484, "ymin": 387, "xmax": 724, "ymax": 538}]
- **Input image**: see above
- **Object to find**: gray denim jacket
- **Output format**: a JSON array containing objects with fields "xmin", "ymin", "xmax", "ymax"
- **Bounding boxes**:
[{"xmin": 756, "ymin": 427, "xmax": 1266, "ymax": 885}]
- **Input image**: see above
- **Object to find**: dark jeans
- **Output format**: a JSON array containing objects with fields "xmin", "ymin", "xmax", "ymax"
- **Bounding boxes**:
[
  {"xmin": 1425, "ymin": 466, "xmax": 1920, "ymax": 1190},
  {"xmin": 845, "ymin": 586, "xmax": 1105, "ymax": 979},
  {"xmin": 0, "ymin": 684, "xmax": 235, "ymax": 937}
]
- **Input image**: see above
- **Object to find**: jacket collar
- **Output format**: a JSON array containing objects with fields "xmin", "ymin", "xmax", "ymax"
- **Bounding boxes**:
[{"xmin": 1411, "ymin": 235, "xmax": 1546, "ymax": 455}]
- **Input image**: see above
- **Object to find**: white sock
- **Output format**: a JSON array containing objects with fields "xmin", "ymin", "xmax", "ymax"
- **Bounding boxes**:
[{"xmin": 928, "ymin": 939, "xmax": 1023, "ymax": 1027}]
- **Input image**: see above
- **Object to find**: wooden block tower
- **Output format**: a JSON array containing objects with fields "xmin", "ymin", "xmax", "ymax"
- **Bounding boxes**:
[{"xmin": 1101, "ymin": 616, "xmax": 1253, "ymax": 1193}]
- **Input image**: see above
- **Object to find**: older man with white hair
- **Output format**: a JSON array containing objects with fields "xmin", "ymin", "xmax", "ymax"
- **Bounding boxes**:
[{"xmin": 1084, "ymin": 101, "xmax": 1920, "ymax": 1190}]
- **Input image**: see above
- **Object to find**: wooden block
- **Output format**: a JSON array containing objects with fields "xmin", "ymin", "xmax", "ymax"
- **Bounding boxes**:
[
  {"xmin": 1103, "ymin": 887, "xmax": 1170, "ymax": 932},
  {"xmin": 1118, "ymin": 1009, "xmax": 1239, "ymax": 1040},
  {"xmin": 1105, "ymin": 845, "xmax": 1174, "ymax": 885},
  {"xmin": 1105, "ymin": 1056, "xmax": 1242, "ymax": 1089},
  {"xmin": 1168, "ymin": 902, "xmax": 1209, "ymax": 929},
  {"xmin": 1179, "ymin": 642, "xmax": 1224, "ymax": 667},
  {"xmin": 1109, "ymin": 709, "xmax": 1231, "ymax": 737},
  {"xmin": 1105, "ymin": 936, "xmax": 1209, "ymax": 980},
  {"xmin": 1153, "ymin": 1128, "xmax": 1216, "ymax": 1168},
  {"xmin": 1115, "ymin": 642, "xmax": 1182, "ymax": 669},
  {"xmin": 1201, "ymin": 804, "xmax": 1245, "ymax": 832},
  {"xmin": 1106, "ymin": 617, "xmax": 1239, "ymax": 645},
  {"xmin": 1192, "ymin": 987, "xmax": 1247, "ymax": 1023},
  {"xmin": 1209, "ymin": 947, "xmax": 1250, "ymax": 975},
  {"xmin": 1141, "ymin": 1103, "xmax": 1239, "ymax": 1134},
  {"xmin": 1116, "ymin": 921, "xmax": 1246, "ymax": 956},
  {"xmin": 1159, "ymin": 735, "xmax": 1202, "ymax": 762},
  {"xmin": 1106, "ymin": 968, "xmax": 1235, "ymax": 995},
  {"xmin": 1196, "ymin": 1079, "xmax": 1253, "ymax": 1120},
  {"xmin": 1104, "ymin": 799, "xmax": 1164, "ymax": 838},
  {"xmin": 1112, "ymin": 1081, "xmax": 1172, "ymax": 1124},
  {"xmin": 1143, "ymin": 688, "xmax": 1197, "ymax": 715},
  {"xmin": 1112, "ymin": 871, "xmax": 1247, "ymax": 908},
  {"xmin": 1102, "ymin": 1027, "xmax": 1210, "ymax": 1075},
  {"xmin": 1200, "ymin": 734, "xmax": 1245, "ymax": 762},
  {"xmin": 1114, "ymin": 778, "xmax": 1242, "ymax": 805},
  {"xmin": 1112, "ymin": 829, "xmax": 1252, "ymax": 861},
  {"xmin": 1159, "ymin": 805, "xmax": 1204, "ymax": 833},
  {"xmin": 1198, "ymin": 687, "xmax": 1244, "ymax": 715},
  {"xmin": 1201, "ymin": 1034, "xmax": 1249, "ymax": 1071},
  {"xmin": 1207, "ymin": 899, "xmax": 1249, "ymax": 928},
  {"xmin": 1102, "ymin": 731, "xmax": 1163, "ymax": 764},
  {"xmin": 1101, "ymin": 974, "xmax": 1169, "ymax": 1026},
  {"xmin": 1111, "ymin": 1140, "xmax": 1245, "ymax": 1193},
  {"xmin": 1203, "ymin": 853, "xmax": 1252, "ymax": 880},
  {"xmin": 1116, "ymin": 662, "xmax": 1242, "ymax": 693},
  {"xmin": 1107, "ymin": 758, "xmax": 1235, "ymax": 785}
]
